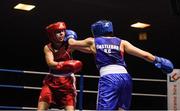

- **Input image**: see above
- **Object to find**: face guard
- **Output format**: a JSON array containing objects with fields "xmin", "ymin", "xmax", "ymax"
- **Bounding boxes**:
[
  {"xmin": 91, "ymin": 20, "xmax": 113, "ymax": 37},
  {"xmin": 46, "ymin": 22, "xmax": 67, "ymax": 43}
]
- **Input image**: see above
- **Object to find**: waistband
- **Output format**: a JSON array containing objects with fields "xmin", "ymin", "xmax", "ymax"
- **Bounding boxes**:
[
  {"xmin": 52, "ymin": 73, "xmax": 75, "ymax": 77},
  {"xmin": 100, "ymin": 64, "xmax": 128, "ymax": 77},
  {"xmin": 49, "ymin": 69, "xmax": 74, "ymax": 77}
]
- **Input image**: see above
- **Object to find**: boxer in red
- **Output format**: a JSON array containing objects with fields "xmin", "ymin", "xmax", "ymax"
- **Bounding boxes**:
[{"xmin": 37, "ymin": 21, "xmax": 83, "ymax": 111}]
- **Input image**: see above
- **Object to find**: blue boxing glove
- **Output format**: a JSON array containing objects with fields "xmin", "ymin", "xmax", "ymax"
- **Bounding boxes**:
[
  {"xmin": 153, "ymin": 56, "xmax": 174, "ymax": 74},
  {"xmin": 64, "ymin": 29, "xmax": 78, "ymax": 42}
]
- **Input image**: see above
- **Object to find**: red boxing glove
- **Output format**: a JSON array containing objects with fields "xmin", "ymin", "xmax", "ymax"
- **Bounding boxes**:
[{"xmin": 56, "ymin": 60, "xmax": 83, "ymax": 73}]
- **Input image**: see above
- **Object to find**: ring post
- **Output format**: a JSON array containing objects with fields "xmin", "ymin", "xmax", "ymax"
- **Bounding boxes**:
[{"xmin": 79, "ymin": 74, "xmax": 84, "ymax": 110}]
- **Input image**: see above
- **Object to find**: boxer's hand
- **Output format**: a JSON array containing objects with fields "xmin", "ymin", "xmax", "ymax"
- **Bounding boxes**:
[
  {"xmin": 56, "ymin": 60, "xmax": 82, "ymax": 73},
  {"xmin": 153, "ymin": 56, "xmax": 174, "ymax": 74},
  {"xmin": 64, "ymin": 30, "xmax": 77, "ymax": 42}
]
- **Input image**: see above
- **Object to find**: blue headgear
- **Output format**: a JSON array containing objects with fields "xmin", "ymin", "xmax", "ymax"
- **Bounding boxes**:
[{"xmin": 91, "ymin": 20, "xmax": 113, "ymax": 37}]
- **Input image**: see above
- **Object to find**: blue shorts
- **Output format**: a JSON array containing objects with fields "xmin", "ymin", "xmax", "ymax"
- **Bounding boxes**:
[{"xmin": 97, "ymin": 73, "xmax": 132, "ymax": 110}]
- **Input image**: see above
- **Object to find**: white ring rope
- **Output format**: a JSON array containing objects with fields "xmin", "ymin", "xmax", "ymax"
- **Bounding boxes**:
[
  {"xmin": 0, "ymin": 84, "xmax": 167, "ymax": 97},
  {"xmin": 132, "ymin": 78, "xmax": 166, "ymax": 82},
  {"xmin": 0, "ymin": 68, "xmax": 167, "ymax": 82},
  {"xmin": 23, "ymin": 70, "xmax": 49, "ymax": 75}
]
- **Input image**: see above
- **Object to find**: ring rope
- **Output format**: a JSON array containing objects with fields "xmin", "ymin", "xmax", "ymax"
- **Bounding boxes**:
[
  {"xmin": 0, "ymin": 84, "xmax": 167, "ymax": 97},
  {"xmin": 0, "ymin": 68, "xmax": 167, "ymax": 110},
  {"xmin": 0, "ymin": 105, "xmax": 58, "ymax": 110},
  {"xmin": 132, "ymin": 78, "xmax": 166, "ymax": 82},
  {"xmin": 0, "ymin": 105, "xmax": 88, "ymax": 110},
  {"xmin": 0, "ymin": 68, "xmax": 166, "ymax": 82}
]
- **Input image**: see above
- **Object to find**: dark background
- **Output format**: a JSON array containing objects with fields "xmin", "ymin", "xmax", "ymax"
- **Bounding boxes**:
[{"xmin": 0, "ymin": 0, "xmax": 180, "ymax": 110}]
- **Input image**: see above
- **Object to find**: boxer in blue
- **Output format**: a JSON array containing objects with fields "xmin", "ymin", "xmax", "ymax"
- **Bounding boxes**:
[{"xmin": 67, "ymin": 20, "xmax": 174, "ymax": 110}]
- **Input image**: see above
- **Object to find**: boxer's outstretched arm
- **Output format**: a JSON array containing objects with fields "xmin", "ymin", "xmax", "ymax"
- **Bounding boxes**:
[
  {"xmin": 73, "ymin": 46, "xmax": 92, "ymax": 53},
  {"xmin": 122, "ymin": 40, "xmax": 174, "ymax": 73},
  {"xmin": 68, "ymin": 37, "xmax": 95, "ymax": 54},
  {"xmin": 68, "ymin": 37, "xmax": 93, "ymax": 47},
  {"xmin": 122, "ymin": 40, "xmax": 155, "ymax": 62}
]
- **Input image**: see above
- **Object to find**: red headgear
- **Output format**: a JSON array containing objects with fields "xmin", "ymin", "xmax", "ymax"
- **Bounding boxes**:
[{"xmin": 46, "ymin": 22, "xmax": 67, "ymax": 43}]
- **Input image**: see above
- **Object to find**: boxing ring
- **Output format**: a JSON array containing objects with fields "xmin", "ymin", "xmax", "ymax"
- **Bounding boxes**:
[{"xmin": 0, "ymin": 68, "xmax": 168, "ymax": 110}]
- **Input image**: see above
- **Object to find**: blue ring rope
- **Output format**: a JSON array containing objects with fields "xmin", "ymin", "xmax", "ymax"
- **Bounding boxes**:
[
  {"xmin": 0, "ymin": 68, "xmax": 23, "ymax": 73},
  {"xmin": 0, "ymin": 106, "xmax": 24, "ymax": 110},
  {"xmin": 0, "ymin": 84, "xmax": 24, "ymax": 89}
]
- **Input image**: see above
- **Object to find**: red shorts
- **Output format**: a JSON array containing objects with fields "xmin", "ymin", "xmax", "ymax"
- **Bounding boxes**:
[{"xmin": 38, "ymin": 74, "xmax": 77, "ymax": 108}]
